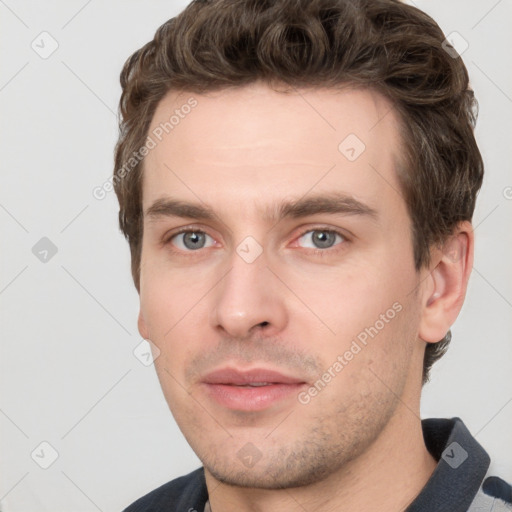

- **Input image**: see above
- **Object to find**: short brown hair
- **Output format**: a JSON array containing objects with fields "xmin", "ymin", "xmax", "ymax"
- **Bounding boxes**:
[{"xmin": 113, "ymin": 0, "xmax": 484, "ymax": 385}]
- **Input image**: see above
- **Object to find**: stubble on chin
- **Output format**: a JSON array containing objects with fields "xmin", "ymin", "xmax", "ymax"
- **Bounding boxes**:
[{"xmin": 200, "ymin": 379, "xmax": 402, "ymax": 490}]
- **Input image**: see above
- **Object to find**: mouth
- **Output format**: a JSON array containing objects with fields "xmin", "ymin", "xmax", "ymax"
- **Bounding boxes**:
[{"xmin": 201, "ymin": 367, "xmax": 307, "ymax": 411}]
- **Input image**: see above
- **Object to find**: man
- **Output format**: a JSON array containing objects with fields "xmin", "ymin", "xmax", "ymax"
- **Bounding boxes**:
[{"xmin": 113, "ymin": 0, "xmax": 511, "ymax": 510}]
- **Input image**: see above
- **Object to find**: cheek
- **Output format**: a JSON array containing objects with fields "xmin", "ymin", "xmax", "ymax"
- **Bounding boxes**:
[
  {"xmin": 140, "ymin": 257, "xmax": 199, "ymax": 336},
  {"xmin": 288, "ymin": 263, "xmax": 399, "ymax": 337},
  {"xmin": 300, "ymin": 269, "xmax": 415, "ymax": 378},
  {"xmin": 140, "ymin": 270, "xmax": 208, "ymax": 374}
]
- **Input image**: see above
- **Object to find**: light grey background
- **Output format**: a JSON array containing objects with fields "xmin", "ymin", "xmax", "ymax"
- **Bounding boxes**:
[{"xmin": 1, "ymin": 1, "xmax": 511, "ymax": 511}]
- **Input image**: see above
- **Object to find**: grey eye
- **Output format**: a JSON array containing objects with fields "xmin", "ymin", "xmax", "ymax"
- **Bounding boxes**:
[
  {"xmin": 172, "ymin": 231, "xmax": 214, "ymax": 251},
  {"xmin": 297, "ymin": 230, "xmax": 343, "ymax": 250}
]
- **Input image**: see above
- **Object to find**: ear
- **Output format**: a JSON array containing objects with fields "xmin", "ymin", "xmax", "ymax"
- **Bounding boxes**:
[
  {"xmin": 138, "ymin": 309, "xmax": 150, "ymax": 340},
  {"xmin": 418, "ymin": 221, "xmax": 474, "ymax": 343}
]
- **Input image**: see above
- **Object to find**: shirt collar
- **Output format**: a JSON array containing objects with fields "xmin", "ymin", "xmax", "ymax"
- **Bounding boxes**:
[{"xmin": 405, "ymin": 417, "xmax": 490, "ymax": 511}]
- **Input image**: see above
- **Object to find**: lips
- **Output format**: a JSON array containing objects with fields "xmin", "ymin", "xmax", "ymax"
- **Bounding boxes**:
[
  {"xmin": 201, "ymin": 367, "xmax": 307, "ymax": 411},
  {"xmin": 202, "ymin": 367, "xmax": 305, "ymax": 386}
]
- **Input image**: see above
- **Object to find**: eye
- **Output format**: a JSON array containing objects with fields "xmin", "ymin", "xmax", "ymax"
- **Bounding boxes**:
[
  {"xmin": 163, "ymin": 226, "xmax": 348, "ymax": 255},
  {"xmin": 167, "ymin": 229, "xmax": 216, "ymax": 251},
  {"xmin": 296, "ymin": 228, "xmax": 346, "ymax": 251}
]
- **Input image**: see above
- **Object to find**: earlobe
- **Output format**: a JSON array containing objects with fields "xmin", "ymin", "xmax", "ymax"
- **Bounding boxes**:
[
  {"xmin": 138, "ymin": 310, "xmax": 150, "ymax": 340},
  {"xmin": 418, "ymin": 222, "xmax": 474, "ymax": 344}
]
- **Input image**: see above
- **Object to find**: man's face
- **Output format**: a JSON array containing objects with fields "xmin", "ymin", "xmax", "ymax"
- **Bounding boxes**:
[{"xmin": 138, "ymin": 83, "xmax": 428, "ymax": 488}]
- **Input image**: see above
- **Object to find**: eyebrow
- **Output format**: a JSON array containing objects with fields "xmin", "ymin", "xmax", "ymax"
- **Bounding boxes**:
[{"xmin": 144, "ymin": 192, "xmax": 379, "ymax": 226}]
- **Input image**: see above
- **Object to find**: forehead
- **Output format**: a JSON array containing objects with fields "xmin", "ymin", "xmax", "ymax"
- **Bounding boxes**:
[{"xmin": 142, "ymin": 82, "xmax": 406, "ymax": 221}]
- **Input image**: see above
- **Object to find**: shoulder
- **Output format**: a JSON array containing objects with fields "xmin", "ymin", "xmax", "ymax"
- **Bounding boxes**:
[
  {"xmin": 468, "ymin": 475, "xmax": 512, "ymax": 511},
  {"xmin": 482, "ymin": 476, "xmax": 512, "ymax": 503},
  {"xmin": 122, "ymin": 467, "xmax": 208, "ymax": 512}
]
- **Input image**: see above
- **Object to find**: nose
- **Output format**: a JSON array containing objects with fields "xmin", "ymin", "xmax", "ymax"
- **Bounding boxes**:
[{"xmin": 210, "ymin": 245, "xmax": 288, "ymax": 339}]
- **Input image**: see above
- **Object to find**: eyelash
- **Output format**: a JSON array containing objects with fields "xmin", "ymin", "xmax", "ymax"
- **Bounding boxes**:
[{"xmin": 163, "ymin": 226, "xmax": 349, "ymax": 257}]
